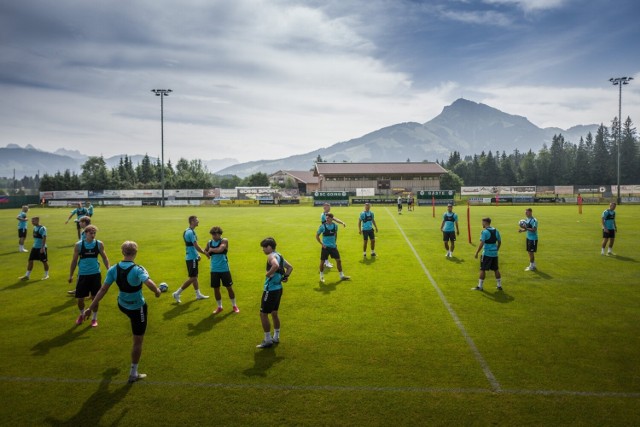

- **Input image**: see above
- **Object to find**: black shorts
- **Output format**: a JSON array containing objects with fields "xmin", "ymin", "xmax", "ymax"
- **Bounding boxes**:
[
  {"xmin": 603, "ymin": 229, "xmax": 616, "ymax": 238},
  {"xmin": 321, "ymin": 247, "xmax": 341, "ymax": 261},
  {"xmin": 29, "ymin": 247, "xmax": 48, "ymax": 262},
  {"xmin": 480, "ymin": 255, "xmax": 499, "ymax": 271},
  {"xmin": 18, "ymin": 229, "xmax": 27, "ymax": 238},
  {"xmin": 362, "ymin": 229, "xmax": 375, "ymax": 241},
  {"xmin": 211, "ymin": 271, "xmax": 233, "ymax": 288},
  {"xmin": 118, "ymin": 303, "xmax": 148, "ymax": 336},
  {"xmin": 443, "ymin": 231, "xmax": 456, "ymax": 242},
  {"xmin": 75, "ymin": 273, "xmax": 102, "ymax": 298},
  {"xmin": 186, "ymin": 259, "xmax": 199, "ymax": 278},
  {"xmin": 526, "ymin": 239, "xmax": 538, "ymax": 253},
  {"xmin": 260, "ymin": 289, "xmax": 282, "ymax": 314},
  {"xmin": 397, "ymin": 204, "xmax": 403, "ymax": 210}
]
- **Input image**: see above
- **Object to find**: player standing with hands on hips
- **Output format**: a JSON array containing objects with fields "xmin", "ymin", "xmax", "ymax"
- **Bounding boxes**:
[
  {"xmin": 358, "ymin": 203, "xmax": 378, "ymax": 259},
  {"xmin": 441, "ymin": 203, "xmax": 459, "ymax": 258},
  {"xmin": 473, "ymin": 217, "xmax": 502, "ymax": 291},
  {"xmin": 601, "ymin": 202, "xmax": 617, "ymax": 256},
  {"xmin": 173, "ymin": 216, "xmax": 210, "ymax": 303}
]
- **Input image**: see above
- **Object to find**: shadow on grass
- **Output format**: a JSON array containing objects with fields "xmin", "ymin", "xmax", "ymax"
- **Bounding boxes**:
[
  {"xmin": 44, "ymin": 368, "xmax": 131, "ymax": 427},
  {"xmin": 0, "ymin": 278, "xmax": 32, "ymax": 292},
  {"xmin": 56, "ymin": 244, "xmax": 77, "ymax": 249},
  {"xmin": 314, "ymin": 279, "xmax": 344, "ymax": 295},
  {"xmin": 0, "ymin": 251, "xmax": 20, "ymax": 257},
  {"xmin": 187, "ymin": 311, "xmax": 233, "ymax": 336},
  {"xmin": 532, "ymin": 270, "xmax": 553, "ymax": 280},
  {"xmin": 39, "ymin": 298, "xmax": 76, "ymax": 316},
  {"xmin": 481, "ymin": 289, "xmax": 515, "ymax": 304},
  {"xmin": 447, "ymin": 256, "xmax": 466, "ymax": 264},
  {"xmin": 162, "ymin": 300, "xmax": 198, "ymax": 320},
  {"xmin": 610, "ymin": 255, "xmax": 637, "ymax": 263},
  {"xmin": 359, "ymin": 256, "xmax": 377, "ymax": 265},
  {"xmin": 31, "ymin": 325, "xmax": 92, "ymax": 356},
  {"xmin": 243, "ymin": 346, "xmax": 285, "ymax": 377}
]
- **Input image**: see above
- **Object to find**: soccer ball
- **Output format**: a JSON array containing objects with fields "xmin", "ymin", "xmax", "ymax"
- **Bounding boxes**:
[
  {"xmin": 159, "ymin": 282, "xmax": 169, "ymax": 293},
  {"xmin": 519, "ymin": 219, "xmax": 527, "ymax": 229}
]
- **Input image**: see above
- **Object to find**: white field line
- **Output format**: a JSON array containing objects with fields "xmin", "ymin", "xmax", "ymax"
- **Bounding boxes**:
[{"xmin": 384, "ymin": 207, "xmax": 503, "ymax": 392}]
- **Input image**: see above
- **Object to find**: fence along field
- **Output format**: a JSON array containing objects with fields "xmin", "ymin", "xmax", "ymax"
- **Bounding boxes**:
[{"xmin": 0, "ymin": 204, "xmax": 638, "ymax": 425}]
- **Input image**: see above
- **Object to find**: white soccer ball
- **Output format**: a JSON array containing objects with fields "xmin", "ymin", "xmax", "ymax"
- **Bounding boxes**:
[
  {"xmin": 159, "ymin": 282, "xmax": 169, "ymax": 293},
  {"xmin": 519, "ymin": 219, "xmax": 527, "ymax": 229}
]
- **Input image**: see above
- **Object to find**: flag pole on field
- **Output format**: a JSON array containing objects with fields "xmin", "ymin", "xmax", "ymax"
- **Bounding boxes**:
[
  {"xmin": 432, "ymin": 195, "xmax": 435, "ymax": 218},
  {"xmin": 467, "ymin": 199, "xmax": 472, "ymax": 244}
]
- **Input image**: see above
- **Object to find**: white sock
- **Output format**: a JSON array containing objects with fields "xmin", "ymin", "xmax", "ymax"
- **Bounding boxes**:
[
  {"xmin": 25, "ymin": 271, "xmax": 31, "ymax": 277},
  {"xmin": 340, "ymin": 271, "xmax": 345, "ymax": 278},
  {"xmin": 230, "ymin": 298, "xmax": 236, "ymax": 306},
  {"xmin": 176, "ymin": 288, "xmax": 183, "ymax": 295},
  {"xmin": 43, "ymin": 271, "xmax": 49, "ymax": 277},
  {"xmin": 478, "ymin": 279, "xmax": 484, "ymax": 288},
  {"xmin": 130, "ymin": 363, "xmax": 138, "ymax": 377},
  {"xmin": 608, "ymin": 248, "xmax": 612, "ymax": 253},
  {"xmin": 264, "ymin": 332, "xmax": 272, "ymax": 341},
  {"xmin": 92, "ymin": 312, "xmax": 98, "ymax": 320},
  {"xmin": 497, "ymin": 279, "xmax": 502, "ymax": 287},
  {"xmin": 371, "ymin": 251, "xmax": 376, "ymax": 255},
  {"xmin": 217, "ymin": 299, "xmax": 223, "ymax": 308},
  {"xmin": 273, "ymin": 329, "xmax": 280, "ymax": 339},
  {"xmin": 363, "ymin": 252, "xmax": 366, "ymax": 256}
]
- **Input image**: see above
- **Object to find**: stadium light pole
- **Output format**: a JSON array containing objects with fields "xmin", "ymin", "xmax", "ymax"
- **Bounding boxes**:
[
  {"xmin": 151, "ymin": 89, "xmax": 172, "ymax": 207},
  {"xmin": 609, "ymin": 77, "xmax": 633, "ymax": 205}
]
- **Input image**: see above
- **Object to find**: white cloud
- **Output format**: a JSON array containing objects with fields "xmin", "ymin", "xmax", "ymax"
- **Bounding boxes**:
[{"xmin": 483, "ymin": 0, "xmax": 569, "ymax": 13}]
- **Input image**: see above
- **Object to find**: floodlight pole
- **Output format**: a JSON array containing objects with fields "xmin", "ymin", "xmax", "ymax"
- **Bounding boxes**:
[
  {"xmin": 151, "ymin": 89, "xmax": 172, "ymax": 207},
  {"xmin": 609, "ymin": 77, "xmax": 633, "ymax": 205}
]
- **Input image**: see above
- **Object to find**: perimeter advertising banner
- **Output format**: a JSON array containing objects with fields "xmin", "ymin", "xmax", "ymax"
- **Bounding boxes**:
[
  {"xmin": 313, "ymin": 191, "xmax": 349, "ymax": 206},
  {"xmin": 417, "ymin": 190, "xmax": 456, "ymax": 199}
]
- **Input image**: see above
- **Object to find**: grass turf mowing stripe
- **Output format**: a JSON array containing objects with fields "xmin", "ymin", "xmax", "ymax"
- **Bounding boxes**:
[{"xmin": 384, "ymin": 207, "xmax": 502, "ymax": 393}]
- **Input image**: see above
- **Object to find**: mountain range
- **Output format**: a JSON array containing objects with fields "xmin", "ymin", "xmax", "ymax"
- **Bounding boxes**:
[{"xmin": 1, "ymin": 99, "xmax": 599, "ymax": 179}]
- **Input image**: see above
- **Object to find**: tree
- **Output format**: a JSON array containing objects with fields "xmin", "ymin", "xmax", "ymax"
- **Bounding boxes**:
[
  {"xmin": 439, "ymin": 171, "xmax": 464, "ymax": 191},
  {"xmin": 619, "ymin": 117, "xmax": 638, "ymax": 184},
  {"xmin": 243, "ymin": 172, "xmax": 270, "ymax": 187},
  {"xmin": 592, "ymin": 124, "xmax": 611, "ymax": 184},
  {"xmin": 574, "ymin": 138, "xmax": 591, "ymax": 185},
  {"xmin": 81, "ymin": 156, "xmax": 110, "ymax": 190}
]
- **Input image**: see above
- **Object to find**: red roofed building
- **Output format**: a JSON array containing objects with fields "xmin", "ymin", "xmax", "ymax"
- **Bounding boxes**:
[
  {"xmin": 313, "ymin": 162, "xmax": 447, "ymax": 193},
  {"xmin": 269, "ymin": 170, "xmax": 319, "ymax": 194}
]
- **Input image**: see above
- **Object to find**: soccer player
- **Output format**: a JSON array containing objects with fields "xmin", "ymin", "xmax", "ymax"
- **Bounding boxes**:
[
  {"xmin": 358, "ymin": 203, "xmax": 378, "ymax": 258},
  {"xmin": 320, "ymin": 203, "xmax": 346, "ymax": 268},
  {"xmin": 601, "ymin": 202, "xmax": 617, "ymax": 255},
  {"xmin": 440, "ymin": 203, "xmax": 460, "ymax": 258},
  {"xmin": 206, "ymin": 226, "xmax": 239, "ymax": 314},
  {"xmin": 68, "ymin": 225, "xmax": 110, "ymax": 327},
  {"xmin": 407, "ymin": 193, "xmax": 415, "ymax": 211},
  {"xmin": 257, "ymin": 237, "xmax": 293, "ymax": 348},
  {"xmin": 83, "ymin": 241, "xmax": 162, "ymax": 383},
  {"xmin": 17, "ymin": 205, "xmax": 29, "ymax": 252},
  {"xmin": 65, "ymin": 202, "xmax": 89, "ymax": 240},
  {"xmin": 19, "ymin": 216, "xmax": 49, "ymax": 281},
  {"xmin": 67, "ymin": 215, "xmax": 93, "ymax": 295},
  {"xmin": 397, "ymin": 195, "xmax": 403, "ymax": 214},
  {"xmin": 473, "ymin": 217, "xmax": 502, "ymax": 291},
  {"xmin": 173, "ymin": 216, "xmax": 210, "ymax": 303},
  {"xmin": 519, "ymin": 208, "xmax": 538, "ymax": 270},
  {"xmin": 316, "ymin": 213, "xmax": 350, "ymax": 282},
  {"xmin": 86, "ymin": 201, "xmax": 94, "ymax": 217}
]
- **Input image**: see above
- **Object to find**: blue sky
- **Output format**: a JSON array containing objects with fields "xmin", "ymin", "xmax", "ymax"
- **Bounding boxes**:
[{"xmin": 1, "ymin": 0, "xmax": 638, "ymax": 163}]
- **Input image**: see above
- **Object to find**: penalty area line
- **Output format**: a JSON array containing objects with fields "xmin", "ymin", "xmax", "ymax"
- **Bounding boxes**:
[{"xmin": 385, "ymin": 207, "xmax": 502, "ymax": 393}]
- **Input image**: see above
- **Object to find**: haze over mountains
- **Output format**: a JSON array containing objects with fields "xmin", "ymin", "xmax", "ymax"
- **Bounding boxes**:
[{"xmin": 1, "ymin": 99, "xmax": 599, "ymax": 178}]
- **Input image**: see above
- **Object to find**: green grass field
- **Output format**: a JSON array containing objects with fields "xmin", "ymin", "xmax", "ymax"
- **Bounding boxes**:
[{"xmin": 1, "ymin": 204, "xmax": 639, "ymax": 426}]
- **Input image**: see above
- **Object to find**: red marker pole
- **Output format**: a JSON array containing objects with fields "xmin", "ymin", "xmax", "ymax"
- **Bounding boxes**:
[
  {"xmin": 432, "ymin": 196, "xmax": 436, "ymax": 218},
  {"xmin": 467, "ymin": 199, "xmax": 472, "ymax": 244}
]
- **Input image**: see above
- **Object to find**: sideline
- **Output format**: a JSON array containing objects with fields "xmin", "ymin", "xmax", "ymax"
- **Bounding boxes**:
[{"xmin": 384, "ymin": 207, "xmax": 502, "ymax": 392}]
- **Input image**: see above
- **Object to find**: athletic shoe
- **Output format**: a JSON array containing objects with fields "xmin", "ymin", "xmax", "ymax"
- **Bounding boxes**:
[
  {"xmin": 524, "ymin": 266, "xmax": 536, "ymax": 271},
  {"xmin": 371, "ymin": 252, "xmax": 376, "ymax": 257},
  {"xmin": 319, "ymin": 277, "xmax": 325, "ymax": 283},
  {"xmin": 172, "ymin": 291, "xmax": 181, "ymax": 304},
  {"xmin": 20, "ymin": 248, "xmax": 29, "ymax": 253},
  {"xmin": 67, "ymin": 289, "xmax": 76, "ymax": 295},
  {"xmin": 41, "ymin": 275, "xmax": 49, "ymax": 280},
  {"xmin": 497, "ymin": 285, "xmax": 503, "ymax": 291},
  {"xmin": 19, "ymin": 275, "xmax": 29, "ymax": 281},
  {"xmin": 90, "ymin": 319, "xmax": 98, "ymax": 328},
  {"xmin": 213, "ymin": 307, "xmax": 223, "ymax": 314},
  {"xmin": 471, "ymin": 286, "xmax": 483, "ymax": 291},
  {"xmin": 340, "ymin": 275, "xmax": 351, "ymax": 281},
  {"xmin": 128, "ymin": 373, "xmax": 147, "ymax": 383},
  {"xmin": 363, "ymin": 254, "xmax": 367, "ymax": 259},
  {"xmin": 325, "ymin": 261, "xmax": 333, "ymax": 268},
  {"xmin": 272, "ymin": 336, "xmax": 280, "ymax": 343},
  {"xmin": 196, "ymin": 293, "xmax": 210, "ymax": 300},
  {"xmin": 256, "ymin": 340, "xmax": 273, "ymax": 348},
  {"xmin": 75, "ymin": 314, "xmax": 84, "ymax": 325},
  {"xmin": 232, "ymin": 306, "xmax": 240, "ymax": 313},
  {"xmin": 607, "ymin": 252, "xmax": 616, "ymax": 256}
]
